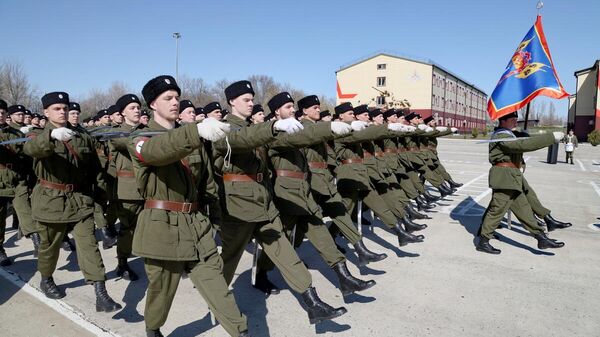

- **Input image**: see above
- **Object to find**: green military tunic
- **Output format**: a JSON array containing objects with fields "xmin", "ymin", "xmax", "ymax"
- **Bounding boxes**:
[
  {"xmin": 212, "ymin": 114, "xmax": 312, "ymax": 293},
  {"xmin": 24, "ymin": 123, "xmax": 107, "ymax": 282},
  {"xmin": 128, "ymin": 120, "xmax": 246, "ymax": 335},
  {"xmin": 479, "ymin": 129, "xmax": 555, "ymax": 239}
]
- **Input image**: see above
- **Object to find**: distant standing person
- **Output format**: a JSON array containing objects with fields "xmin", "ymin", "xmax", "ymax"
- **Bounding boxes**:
[{"xmin": 563, "ymin": 130, "xmax": 578, "ymax": 165}]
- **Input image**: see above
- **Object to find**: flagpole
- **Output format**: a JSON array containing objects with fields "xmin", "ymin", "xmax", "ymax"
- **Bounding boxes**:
[{"xmin": 523, "ymin": 103, "xmax": 530, "ymax": 131}]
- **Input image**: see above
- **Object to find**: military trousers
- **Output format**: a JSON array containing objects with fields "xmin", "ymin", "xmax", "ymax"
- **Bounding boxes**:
[
  {"xmin": 94, "ymin": 177, "xmax": 118, "ymax": 229},
  {"xmin": 565, "ymin": 151, "xmax": 574, "ymax": 163},
  {"xmin": 479, "ymin": 189, "xmax": 544, "ymax": 240},
  {"xmin": 396, "ymin": 173, "xmax": 420, "ymax": 199},
  {"xmin": 116, "ymin": 200, "xmax": 143, "ymax": 259},
  {"xmin": 313, "ymin": 190, "xmax": 361, "ymax": 245},
  {"xmin": 373, "ymin": 180, "xmax": 407, "ymax": 220},
  {"xmin": 258, "ymin": 213, "xmax": 346, "ymax": 272},
  {"xmin": 143, "ymin": 255, "xmax": 247, "ymax": 336},
  {"xmin": 339, "ymin": 188, "xmax": 397, "ymax": 229},
  {"xmin": 405, "ymin": 169, "xmax": 426, "ymax": 195},
  {"xmin": 38, "ymin": 216, "xmax": 106, "ymax": 282},
  {"xmin": 0, "ymin": 197, "xmax": 9, "ymax": 246},
  {"xmin": 523, "ymin": 179, "xmax": 551, "ymax": 218},
  {"xmin": 13, "ymin": 183, "xmax": 38, "ymax": 237},
  {"xmin": 220, "ymin": 217, "xmax": 311, "ymax": 293},
  {"xmin": 414, "ymin": 160, "xmax": 444, "ymax": 188}
]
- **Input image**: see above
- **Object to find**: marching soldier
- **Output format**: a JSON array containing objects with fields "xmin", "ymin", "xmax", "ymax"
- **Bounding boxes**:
[
  {"xmin": 333, "ymin": 102, "xmax": 423, "ymax": 247},
  {"xmin": 178, "ymin": 99, "xmax": 196, "ymax": 124},
  {"xmin": 24, "ymin": 92, "xmax": 122, "ymax": 312},
  {"xmin": 109, "ymin": 94, "xmax": 148, "ymax": 281},
  {"xmin": 128, "ymin": 76, "xmax": 250, "ymax": 337},
  {"xmin": 476, "ymin": 112, "xmax": 565, "ymax": 254},
  {"xmin": 140, "ymin": 110, "xmax": 150, "ymax": 125},
  {"xmin": 249, "ymin": 104, "xmax": 265, "ymax": 124},
  {"xmin": 256, "ymin": 92, "xmax": 376, "ymax": 297},
  {"xmin": 422, "ymin": 116, "xmax": 462, "ymax": 189},
  {"xmin": 298, "ymin": 95, "xmax": 387, "ymax": 266},
  {"xmin": 204, "ymin": 101, "xmax": 223, "ymax": 120},
  {"xmin": 213, "ymin": 80, "xmax": 347, "ymax": 324}
]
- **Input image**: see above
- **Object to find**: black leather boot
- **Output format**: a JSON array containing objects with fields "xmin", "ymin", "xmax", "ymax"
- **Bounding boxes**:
[
  {"xmin": 416, "ymin": 196, "xmax": 434, "ymax": 211},
  {"xmin": 423, "ymin": 190, "xmax": 440, "ymax": 203},
  {"xmin": 332, "ymin": 261, "xmax": 376, "ymax": 296},
  {"xmin": 405, "ymin": 204, "xmax": 431, "ymax": 220},
  {"xmin": 101, "ymin": 226, "xmax": 118, "ymax": 250},
  {"xmin": 401, "ymin": 214, "xmax": 427, "ymax": 233},
  {"xmin": 438, "ymin": 184, "xmax": 453, "ymax": 197},
  {"xmin": 393, "ymin": 223, "xmax": 424, "ymax": 247},
  {"xmin": 239, "ymin": 331, "xmax": 251, "ymax": 337},
  {"xmin": 40, "ymin": 276, "xmax": 65, "ymax": 299},
  {"xmin": 116, "ymin": 258, "xmax": 139, "ymax": 281},
  {"xmin": 301, "ymin": 287, "xmax": 347, "ymax": 324},
  {"xmin": 544, "ymin": 214, "xmax": 572, "ymax": 231},
  {"xmin": 146, "ymin": 329, "xmax": 164, "ymax": 337},
  {"xmin": 253, "ymin": 270, "xmax": 280, "ymax": 295},
  {"xmin": 353, "ymin": 240, "xmax": 387, "ymax": 266},
  {"xmin": 30, "ymin": 232, "xmax": 41, "ymax": 257},
  {"xmin": 94, "ymin": 281, "xmax": 122, "ymax": 312},
  {"xmin": 61, "ymin": 234, "xmax": 76, "ymax": 251},
  {"xmin": 0, "ymin": 246, "xmax": 12, "ymax": 266},
  {"xmin": 535, "ymin": 233, "xmax": 565, "ymax": 249},
  {"xmin": 476, "ymin": 237, "xmax": 501, "ymax": 254},
  {"xmin": 447, "ymin": 178, "xmax": 463, "ymax": 188}
]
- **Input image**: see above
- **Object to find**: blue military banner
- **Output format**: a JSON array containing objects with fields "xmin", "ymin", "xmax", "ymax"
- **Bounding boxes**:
[{"xmin": 487, "ymin": 15, "xmax": 568, "ymax": 120}]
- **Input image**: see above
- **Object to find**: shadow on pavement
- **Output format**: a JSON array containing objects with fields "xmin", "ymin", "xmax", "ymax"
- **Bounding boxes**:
[{"xmin": 112, "ymin": 257, "xmax": 146, "ymax": 323}]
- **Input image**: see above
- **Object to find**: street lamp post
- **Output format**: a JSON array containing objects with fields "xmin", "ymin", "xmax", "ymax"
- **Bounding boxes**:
[{"xmin": 173, "ymin": 32, "xmax": 181, "ymax": 83}]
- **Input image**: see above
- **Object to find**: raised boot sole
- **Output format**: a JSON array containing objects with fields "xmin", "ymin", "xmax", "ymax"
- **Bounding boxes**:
[{"xmin": 309, "ymin": 307, "xmax": 348, "ymax": 324}]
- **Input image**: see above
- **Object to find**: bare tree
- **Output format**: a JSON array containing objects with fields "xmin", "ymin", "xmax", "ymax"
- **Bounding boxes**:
[{"xmin": 0, "ymin": 60, "xmax": 40, "ymax": 110}]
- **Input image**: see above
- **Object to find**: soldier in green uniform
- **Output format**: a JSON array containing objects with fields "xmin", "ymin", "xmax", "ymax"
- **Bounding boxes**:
[
  {"xmin": 109, "ymin": 94, "xmax": 148, "ymax": 281},
  {"xmin": 422, "ymin": 116, "xmax": 462, "ymax": 189},
  {"xmin": 128, "ymin": 76, "xmax": 250, "ymax": 337},
  {"xmin": 178, "ymin": 100, "xmax": 196, "ymax": 124},
  {"xmin": 213, "ymin": 80, "xmax": 347, "ymax": 324},
  {"xmin": 204, "ymin": 102, "xmax": 223, "ymax": 121},
  {"xmin": 256, "ymin": 92, "xmax": 375, "ymax": 297},
  {"xmin": 24, "ymin": 92, "xmax": 122, "ymax": 312},
  {"xmin": 333, "ymin": 102, "xmax": 423, "ymax": 247},
  {"xmin": 297, "ymin": 95, "xmax": 387, "ymax": 266},
  {"xmin": 476, "ymin": 112, "xmax": 565, "ymax": 254},
  {"xmin": 249, "ymin": 104, "xmax": 265, "ymax": 124},
  {"xmin": 4, "ymin": 104, "xmax": 40, "ymax": 255}
]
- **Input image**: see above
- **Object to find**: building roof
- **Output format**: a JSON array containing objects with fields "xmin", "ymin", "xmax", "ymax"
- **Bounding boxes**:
[
  {"xmin": 574, "ymin": 59, "xmax": 600, "ymax": 76},
  {"xmin": 336, "ymin": 50, "xmax": 487, "ymax": 95}
]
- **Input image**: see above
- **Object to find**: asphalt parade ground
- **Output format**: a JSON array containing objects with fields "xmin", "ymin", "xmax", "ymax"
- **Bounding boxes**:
[{"xmin": 1, "ymin": 137, "xmax": 599, "ymax": 337}]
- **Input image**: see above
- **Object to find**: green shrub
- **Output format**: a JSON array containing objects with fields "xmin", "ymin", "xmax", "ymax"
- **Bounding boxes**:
[
  {"xmin": 471, "ymin": 128, "xmax": 479, "ymax": 138},
  {"xmin": 481, "ymin": 127, "xmax": 488, "ymax": 137},
  {"xmin": 588, "ymin": 130, "xmax": 600, "ymax": 146}
]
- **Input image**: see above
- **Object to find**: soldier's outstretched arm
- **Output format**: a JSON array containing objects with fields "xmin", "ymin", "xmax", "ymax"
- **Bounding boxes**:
[
  {"xmin": 23, "ymin": 129, "xmax": 55, "ymax": 158},
  {"xmin": 336, "ymin": 124, "xmax": 386, "ymax": 144},
  {"xmin": 128, "ymin": 123, "xmax": 202, "ymax": 166},
  {"xmin": 497, "ymin": 132, "xmax": 555, "ymax": 153},
  {"xmin": 212, "ymin": 121, "xmax": 277, "ymax": 154},
  {"xmin": 269, "ymin": 122, "xmax": 333, "ymax": 150}
]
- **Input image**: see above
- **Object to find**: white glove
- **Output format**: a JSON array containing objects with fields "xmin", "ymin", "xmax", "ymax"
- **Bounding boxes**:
[
  {"xmin": 404, "ymin": 125, "xmax": 416, "ymax": 132},
  {"xmin": 197, "ymin": 117, "xmax": 230, "ymax": 141},
  {"xmin": 19, "ymin": 126, "xmax": 33, "ymax": 134},
  {"xmin": 553, "ymin": 131, "xmax": 565, "ymax": 142},
  {"xmin": 387, "ymin": 123, "xmax": 405, "ymax": 132},
  {"xmin": 417, "ymin": 124, "xmax": 428, "ymax": 131},
  {"xmin": 274, "ymin": 118, "xmax": 304, "ymax": 134},
  {"xmin": 50, "ymin": 127, "xmax": 76, "ymax": 141},
  {"xmin": 451, "ymin": 127, "xmax": 458, "ymax": 133},
  {"xmin": 330, "ymin": 121, "xmax": 352, "ymax": 136},
  {"xmin": 436, "ymin": 126, "xmax": 448, "ymax": 132},
  {"xmin": 350, "ymin": 120, "xmax": 368, "ymax": 131},
  {"xmin": 425, "ymin": 126, "xmax": 434, "ymax": 132}
]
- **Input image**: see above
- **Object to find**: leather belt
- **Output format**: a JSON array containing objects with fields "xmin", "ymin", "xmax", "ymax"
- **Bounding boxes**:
[
  {"xmin": 0, "ymin": 163, "xmax": 14, "ymax": 170},
  {"xmin": 275, "ymin": 170, "xmax": 307, "ymax": 179},
  {"xmin": 38, "ymin": 179, "xmax": 79, "ymax": 192},
  {"xmin": 341, "ymin": 158, "xmax": 363, "ymax": 165},
  {"xmin": 144, "ymin": 200, "xmax": 199, "ymax": 213},
  {"xmin": 223, "ymin": 173, "xmax": 263, "ymax": 183},
  {"xmin": 308, "ymin": 162, "xmax": 327, "ymax": 169},
  {"xmin": 116, "ymin": 170, "xmax": 134, "ymax": 178},
  {"xmin": 494, "ymin": 162, "xmax": 521, "ymax": 169}
]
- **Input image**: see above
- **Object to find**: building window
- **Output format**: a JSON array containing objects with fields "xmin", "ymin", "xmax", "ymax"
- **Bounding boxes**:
[
  {"xmin": 377, "ymin": 64, "xmax": 386, "ymax": 70},
  {"xmin": 377, "ymin": 77, "xmax": 386, "ymax": 87},
  {"xmin": 376, "ymin": 96, "xmax": 386, "ymax": 105}
]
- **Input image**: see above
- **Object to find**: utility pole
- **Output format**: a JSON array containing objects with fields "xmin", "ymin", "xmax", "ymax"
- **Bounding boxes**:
[{"xmin": 173, "ymin": 32, "xmax": 181, "ymax": 83}]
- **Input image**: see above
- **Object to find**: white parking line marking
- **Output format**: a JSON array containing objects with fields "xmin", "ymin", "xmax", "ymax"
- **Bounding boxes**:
[
  {"xmin": 0, "ymin": 268, "xmax": 122, "ymax": 337},
  {"xmin": 576, "ymin": 159, "xmax": 587, "ymax": 172},
  {"xmin": 589, "ymin": 181, "xmax": 600, "ymax": 198}
]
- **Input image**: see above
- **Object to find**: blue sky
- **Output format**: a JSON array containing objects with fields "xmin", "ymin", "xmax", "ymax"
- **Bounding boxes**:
[{"xmin": 1, "ymin": 0, "xmax": 598, "ymax": 115}]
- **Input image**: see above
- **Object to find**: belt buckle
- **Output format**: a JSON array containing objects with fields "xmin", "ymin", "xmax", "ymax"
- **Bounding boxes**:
[
  {"xmin": 181, "ymin": 202, "xmax": 192, "ymax": 214},
  {"xmin": 256, "ymin": 173, "xmax": 263, "ymax": 182},
  {"xmin": 65, "ymin": 184, "xmax": 74, "ymax": 192}
]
